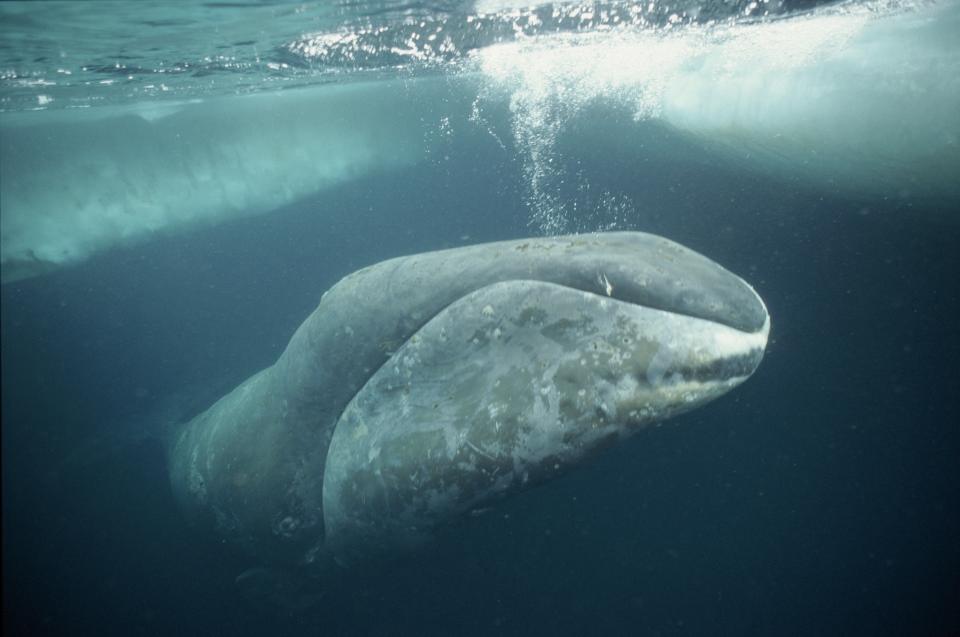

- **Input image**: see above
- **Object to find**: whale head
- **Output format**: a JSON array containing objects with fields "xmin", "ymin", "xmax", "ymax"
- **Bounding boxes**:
[
  {"xmin": 315, "ymin": 233, "xmax": 769, "ymax": 564},
  {"xmin": 169, "ymin": 233, "xmax": 769, "ymax": 572}
]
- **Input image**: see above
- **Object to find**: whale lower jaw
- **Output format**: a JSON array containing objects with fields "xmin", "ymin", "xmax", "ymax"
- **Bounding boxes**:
[{"xmin": 319, "ymin": 279, "xmax": 768, "ymax": 565}]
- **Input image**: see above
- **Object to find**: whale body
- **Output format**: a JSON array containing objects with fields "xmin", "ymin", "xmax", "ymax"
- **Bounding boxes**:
[{"xmin": 168, "ymin": 232, "xmax": 769, "ymax": 574}]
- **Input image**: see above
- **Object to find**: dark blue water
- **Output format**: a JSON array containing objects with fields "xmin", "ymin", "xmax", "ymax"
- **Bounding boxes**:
[
  {"xmin": 3, "ymin": 1, "xmax": 960, "ymax": 635},
  {"xmin": 3, "ymin": 117, "xmax": 958, "ymax": 636}
]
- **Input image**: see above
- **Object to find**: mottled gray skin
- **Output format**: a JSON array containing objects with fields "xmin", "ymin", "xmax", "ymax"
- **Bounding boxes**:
[{"xmin": 168, "ymin": 232, "xmax": 769, "ymax": 574}]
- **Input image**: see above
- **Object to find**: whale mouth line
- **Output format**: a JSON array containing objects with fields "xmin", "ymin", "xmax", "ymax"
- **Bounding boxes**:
[
  {"xmin": 418, "ymin": 276, "xmax": 769, "ymax": 341},
  {"xmin": 357, "ymin": 278, "xmax": 770, "ymax": 403},
  {"xmin": 529, "ymin": 277, "xmax": 771, "ymax": 337},
  {"xmin": 672, "ymin": 348, "xmax": 767, "ymax": 384}
]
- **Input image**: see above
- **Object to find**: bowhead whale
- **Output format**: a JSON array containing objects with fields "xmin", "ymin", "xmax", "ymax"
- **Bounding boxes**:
[{"xmin": 168, "ymin": 232, "xmax": 769, "ymax": 576}]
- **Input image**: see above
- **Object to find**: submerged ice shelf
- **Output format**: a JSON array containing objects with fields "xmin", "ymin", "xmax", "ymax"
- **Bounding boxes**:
[
  {"xmin": 0, "ymin": 80, "xmax": 430, "ymax": 283},
  {"xmin": 1, "ymin": 0, "xmax": 957, "ymax": 283}
]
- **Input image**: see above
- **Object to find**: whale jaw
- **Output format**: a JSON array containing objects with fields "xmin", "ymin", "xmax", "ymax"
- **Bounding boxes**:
[{"xmin": 320, "ymin": 278, "xmax": 768, "ymax": 565}]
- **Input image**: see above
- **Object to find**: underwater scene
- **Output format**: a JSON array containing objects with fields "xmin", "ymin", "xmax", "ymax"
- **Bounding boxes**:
[{"xmin": 1, "ymin": 1, "xmax": 958, "ymax": 635}]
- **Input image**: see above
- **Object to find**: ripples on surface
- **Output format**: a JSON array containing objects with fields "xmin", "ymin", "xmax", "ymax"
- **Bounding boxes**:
[{"xmin": 0, "ymin": 0, "xmax": 833, "ymax": 111}]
